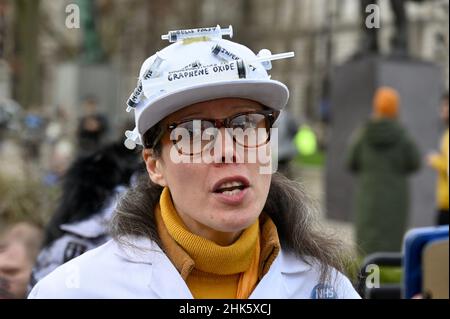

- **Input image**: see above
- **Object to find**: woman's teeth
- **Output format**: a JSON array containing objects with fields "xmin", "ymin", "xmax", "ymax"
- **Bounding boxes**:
[
  {"xmin": 215, "ymin": 181, "xmax": 245, "ymax": 194},
  {"xmin": 222, "ymin": 188, "xmax": 241, "ymax": 196},
  {"xmin": 219, "ymin": 181, "xmax": 243, "ymax": 189}
]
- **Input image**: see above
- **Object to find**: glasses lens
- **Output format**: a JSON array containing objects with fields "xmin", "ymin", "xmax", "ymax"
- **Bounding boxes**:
[
  {"xmin": 231, "ymin": 113, "xmax": 270, "ymax": 147},
  {"xmin": 170, "ymin": 112, "xmax": 272, "ymax": 156},
  {"xmin": 172, "ymin": 120, "xmax": 216, "ymax": 155}
]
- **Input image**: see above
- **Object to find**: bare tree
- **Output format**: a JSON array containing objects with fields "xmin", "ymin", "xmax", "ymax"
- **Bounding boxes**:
[{"xmin": 13, "ymin": 0, "xmax": 41, "ymax": 109}]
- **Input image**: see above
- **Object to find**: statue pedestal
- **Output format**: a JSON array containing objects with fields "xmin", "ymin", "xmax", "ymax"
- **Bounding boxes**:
[
  {"xmin": 51, "ymin": 62, "xmax": 121, "ymax": 135},
  {"xmin": 326, "ymin": 55, "xmax": 444, "ymax": 227}
]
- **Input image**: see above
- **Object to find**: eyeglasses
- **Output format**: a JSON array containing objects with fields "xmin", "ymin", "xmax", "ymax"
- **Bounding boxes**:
[{"xmin": 152, "ymin": 110, "xmax": 278, "ymax": 156}]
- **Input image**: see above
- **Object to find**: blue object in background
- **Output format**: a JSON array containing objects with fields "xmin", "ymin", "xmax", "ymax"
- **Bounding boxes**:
[
  {"xmin": 24, "ymin": 114, "xmax": 43, "ymax": 129},
  {"xmin": 403, "ymin": 225, "xmax": 449, "ymax": 298}
]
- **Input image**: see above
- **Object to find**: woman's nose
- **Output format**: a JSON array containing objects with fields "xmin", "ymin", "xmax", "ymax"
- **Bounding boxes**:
[{"xmin": 212, "ymin": 128, "xmax": 241, "ymax": 164}]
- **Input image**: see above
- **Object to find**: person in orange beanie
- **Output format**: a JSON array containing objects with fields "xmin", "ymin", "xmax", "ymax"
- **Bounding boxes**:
[
  {"xmin": 347, "ymin": 87, "xmax": 421, "ymax": 255},
  {"xmin": 373, "ymin": 87, "xmax": 400, "ymax": 119}
]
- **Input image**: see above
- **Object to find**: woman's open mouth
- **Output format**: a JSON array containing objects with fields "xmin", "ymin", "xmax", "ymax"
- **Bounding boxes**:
[
  {"xmin": 214, "ymin": 181, "xmax": 247, "ymax": 195},
  {"xmin": 212, "ymin": 177, "xmax": 250, "ymax": 204}
]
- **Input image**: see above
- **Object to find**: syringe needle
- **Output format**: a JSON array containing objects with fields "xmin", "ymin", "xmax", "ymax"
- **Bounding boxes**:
[{"xmin": 251, "ymin": 52, "xmax": 295, "ymax": 63}]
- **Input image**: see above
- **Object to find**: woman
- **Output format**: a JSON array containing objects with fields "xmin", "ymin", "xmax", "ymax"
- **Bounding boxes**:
[{"xmin": 29, "ymin": 26, "xmax": 359, "ymax": 299}]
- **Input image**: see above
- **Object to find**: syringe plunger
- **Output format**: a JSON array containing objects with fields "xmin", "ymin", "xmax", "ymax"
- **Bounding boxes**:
[{"xmin": 161, "ymin": 25, "xmax": 233, "ymax": 42}]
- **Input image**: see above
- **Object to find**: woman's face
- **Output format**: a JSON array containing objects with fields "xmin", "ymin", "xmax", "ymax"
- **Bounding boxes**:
[{"xmin": 143, "ymin": 98, "xmax": 273, "ymax": 245}]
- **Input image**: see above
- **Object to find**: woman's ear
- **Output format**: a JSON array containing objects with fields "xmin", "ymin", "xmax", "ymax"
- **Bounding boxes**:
[{"xmin": 142, "ymin": 149, "xmax": 167, "ymax": 187}]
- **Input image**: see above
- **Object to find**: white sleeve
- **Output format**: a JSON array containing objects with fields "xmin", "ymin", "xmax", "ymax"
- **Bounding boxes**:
[
  {"xmin": 27, "ymin": 262, "xmax": 84, "ymax": 299},
  {"xmin": 27, "ymin": 279, "xmax": 59, "ymax": 299},
  {"xmin": 27, "ymin": 282, "xmax": 41, "ymax": 299}
]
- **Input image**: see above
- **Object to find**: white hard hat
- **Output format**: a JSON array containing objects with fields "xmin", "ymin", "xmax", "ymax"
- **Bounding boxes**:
[{"xmin": 124, "ymin": 26, "xmax": 292, "ymax": 149}]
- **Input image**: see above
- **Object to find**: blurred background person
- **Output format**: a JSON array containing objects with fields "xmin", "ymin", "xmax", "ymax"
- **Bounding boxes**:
[
  {"xmin": 76, "ymin": 95, "xmax": 109, "ymax": 156},
  {"xmin": 0, "ymin": 98, "xmax": 21, "ymax": 150},
  {"xmin": 0, "ymin": 222, "xmax": 43, "ymax": 299},
  {"xmin": 427, "ymin": 92, "xmax": 449, "ymax": 225},
  {"xmin": 42, "ymin": 106, "xmax": 75, "ymax": 186},
  {"xmin": 346, "ymin": 87, "xmax": 421, "ymax": 256},
  {"xmin": 29, "ymin": 140, "xmax": 141, "ymax": 289},
  {"xmin": 21, "ymin": 108, "xmax": 46, "ymax": 165}
]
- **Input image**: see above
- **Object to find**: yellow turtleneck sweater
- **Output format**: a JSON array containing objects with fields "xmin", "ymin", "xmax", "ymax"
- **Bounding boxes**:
[{"xmin": 155, "ymin": 187, "xmax": 280, "ymax": 299}]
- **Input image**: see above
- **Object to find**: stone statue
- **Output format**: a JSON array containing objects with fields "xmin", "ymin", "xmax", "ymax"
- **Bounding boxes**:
[{"xmin": 359, "ymin": 0, "xmax": 425, "ymax": 57}]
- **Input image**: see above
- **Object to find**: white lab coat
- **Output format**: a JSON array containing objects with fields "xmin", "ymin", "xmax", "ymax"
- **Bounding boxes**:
[{"xmin": 28, "ymin": 237, "xmax": 360, "ymax": 299}]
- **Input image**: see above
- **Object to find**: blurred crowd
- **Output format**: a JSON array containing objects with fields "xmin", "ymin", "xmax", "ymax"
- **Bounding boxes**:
[{"xmin": 0, "ymin": 93, "xmax": 144, "ymax": 298}]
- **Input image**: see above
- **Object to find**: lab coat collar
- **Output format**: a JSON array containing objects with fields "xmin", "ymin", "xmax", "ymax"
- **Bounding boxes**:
[
  {"xmin": 115, "ymin": 236, "xmax": 313, "ymax": 299},
  {"xmin": 279, "ymin": 250, "xmax": 313, "ymax": 274},
  {"xmin": 116, "ymin": 236, "xmax": 312, "ymax": 270}
]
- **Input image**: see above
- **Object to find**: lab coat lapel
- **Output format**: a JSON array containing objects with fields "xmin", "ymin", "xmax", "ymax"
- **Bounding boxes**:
[
  {"xmin": 114, "ymin": 237, "xmax": 192, "ymax": 299},
  {"xmin": 249, "ymin": 250, "xmax": 312, "ymax": 299},
  {"xmin": 147, "ymin": 246, "xmax": 193, "ymax": 299},
  {"xmin": 249, "ymin": 252, "xmax": 286, "ymax": 298}
]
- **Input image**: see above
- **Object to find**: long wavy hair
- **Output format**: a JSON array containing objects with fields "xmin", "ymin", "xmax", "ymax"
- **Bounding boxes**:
[
  {"xmin": 111, "ymin": 124, "xmax": 353, "ymax": 283},
  {"xmin": 43, "ymin": 142, "xmax": 141, "ymax": 247}
]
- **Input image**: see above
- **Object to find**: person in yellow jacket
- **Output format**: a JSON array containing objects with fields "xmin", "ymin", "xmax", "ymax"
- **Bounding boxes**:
[{"xmin": 427, "ymin": 92, "xmax": 449, "ymax": 225}]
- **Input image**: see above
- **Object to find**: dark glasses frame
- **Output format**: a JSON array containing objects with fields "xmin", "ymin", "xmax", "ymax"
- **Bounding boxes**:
[{"xmin": 149, "ymin": 109, "xmax": 280, "ymax": 153}]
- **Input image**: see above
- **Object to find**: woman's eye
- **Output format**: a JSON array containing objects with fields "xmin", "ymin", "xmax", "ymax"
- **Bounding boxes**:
[
  {"xmin": 188, "ymin": 127, "xmax": 201, "ymax": 138},
  {"xmin": 188, "ymin": 120, "xmax": 213, "ymax": 139},
  {"xmin": 233, "ymin": 118, "xmax": 256, "ymax": 130}
]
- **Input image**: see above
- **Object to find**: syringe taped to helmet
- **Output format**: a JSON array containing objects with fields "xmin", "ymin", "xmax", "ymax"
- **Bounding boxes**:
[
  {"xmin": 211, "ymin": 44, "xmax": 241, "ymax": 62},
  {"xmin": 162, "ymin": 25, "xmax": 233, "ymax": 43},
  {"xmin": 126, "ymin": 54, "xmax": 164, "ymax": 112},
  {"xmin": 142, "ymin": 51, "xmax": 294, "ymax": 99}
]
